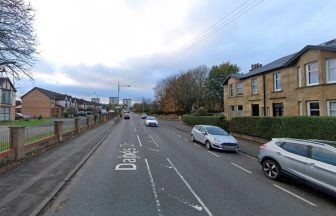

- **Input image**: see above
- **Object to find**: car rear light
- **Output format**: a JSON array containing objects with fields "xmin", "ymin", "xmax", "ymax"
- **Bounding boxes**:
[{"xmin": 259, "ymin": 144, "xmax": 267, "ymax": 149}]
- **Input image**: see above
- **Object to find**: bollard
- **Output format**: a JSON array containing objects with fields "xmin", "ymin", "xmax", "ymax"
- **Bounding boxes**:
[
  {"xmin": 54, "ymin": 120, "xmax": 63, "ymax": 142},
  {"xmin": 74, "ymin": 118, "xmax": 80, "ymax": 134},
  {"xmin": 9, "ymin": 126, "xmax": 26, "ymax": 161}
]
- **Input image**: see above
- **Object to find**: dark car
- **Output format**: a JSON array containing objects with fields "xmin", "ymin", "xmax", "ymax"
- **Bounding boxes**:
[
  {"xmin": 15, "ymin": 113, "xmax": 31, "ymax": 121},
  {"xmin": 78, "ymin": 111, "xmax": 87, "ymax": 116},
  {"xmin": 124, "ymin": 114, "xmax": 130, "ymax": 119}
]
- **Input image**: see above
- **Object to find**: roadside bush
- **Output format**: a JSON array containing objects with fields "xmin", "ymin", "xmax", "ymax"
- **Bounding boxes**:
[
  {"xmin": 63, "ymin": 112, "xmax": 69, "ymax": 118},
  {"xmin": 182, "ymin": 115, "xmax": 230, "ymax": 131},
  {"xmin": 230, "ymin": 116, "xmax": 336, "ymax": 141},
  {"xmin": 193, "ymin": 107, "xmax": 208, "ymax": 116},
  {"xmin": 37, "ymin": 115, "xmax": 42, "ymax": 120}
]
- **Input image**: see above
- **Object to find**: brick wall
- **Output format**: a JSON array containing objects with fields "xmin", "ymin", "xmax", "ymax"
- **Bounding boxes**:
[{"xmin": 22, "ymin": 89, "xmax": 52, "ymax": 118}]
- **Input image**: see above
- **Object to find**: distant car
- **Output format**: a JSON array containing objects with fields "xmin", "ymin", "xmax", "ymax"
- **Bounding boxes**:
[
  {"xmin": 141, "ymin": 114, "xmax": 147, "ymax": 119},
  {"xmin": 258, "ymin": 138, "xmax": 336, "ymax": 194},
  {"xmin": 78, "ymin": 111, "xmax": 87, "ymax": 116},
  {"xmin": 145, "ymin": 116, "xmax": 158, "ymax": 127},
  {"xmin": 191, "ymin": 125, "xmax": 238, "ymax": 151},
  {"xmin": 15, "ymin": 113, "xmax": 31, "ymax": 121},
  {"xmin": 124, "ymin": 114, "xmax": 130, "ymax": 119}
]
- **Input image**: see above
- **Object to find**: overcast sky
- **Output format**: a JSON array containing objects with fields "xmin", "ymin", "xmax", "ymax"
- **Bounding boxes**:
[{"xmin": 17, "ymin": 0, "xmax": 336, "ymax": 103}]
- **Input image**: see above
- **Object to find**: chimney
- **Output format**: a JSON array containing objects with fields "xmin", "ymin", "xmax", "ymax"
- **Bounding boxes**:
[{"xmin": 250, "ymin": 63, "xmax": 262, "ymax": 71}]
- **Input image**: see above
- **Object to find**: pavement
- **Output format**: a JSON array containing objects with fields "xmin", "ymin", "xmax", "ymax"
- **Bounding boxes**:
[
  {"xmin": 0, "ymin": 119, "xmax": 117, "ymax": 216},
  {"xmin": 40, "ymin": 113, "xmax": 336, "ymax": 216}
]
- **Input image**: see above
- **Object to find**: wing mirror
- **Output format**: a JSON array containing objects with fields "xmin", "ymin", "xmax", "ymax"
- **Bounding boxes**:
[{"xmin": 201, "ymin": 132, "xmax": 207, "ymax": 136}]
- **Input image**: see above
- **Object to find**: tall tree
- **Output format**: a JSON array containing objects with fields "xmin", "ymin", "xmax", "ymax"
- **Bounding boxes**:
[
  {"xmin": 206, "ymin": 62, "xmax": 240, "ymax": 111},
  {"xmin": 0, "ymin": 0, "xmax": 38, "ymax": 79}
]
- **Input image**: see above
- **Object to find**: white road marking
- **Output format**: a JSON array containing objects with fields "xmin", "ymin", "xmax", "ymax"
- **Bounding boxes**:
[
  {"xmin": 193, "ymin": 144, "xmax": 201, "ymax": 148},
  {"xmin": 177, "ymin": 134, "xmax": 182, "ymax": 138},
  {"xmin": 148, "ymin": 147, "xmax": 159, "ymax": 152},
  {"xmin": 164, "ymin": 165, "xmax": 173, "ymax": 169},
  {"xmin": 149, "ymin": 135, "xmax": 160, "ymax": 148},
  {"xmin": 136, "ymin": 134, "xmax": 143, "ymax": 147},
  {"xmin": 273, "ymin": 184, "xmax": 317, "ymax": 206},
  {"xmin": 145, "ymin": 158, "xmax": 163, "ymax": 216},
  {"xmin": 166, "ymin": 158, "xmax": 214, "ymax": 216},
  {"xmin": 207, "ymin": 151, "xmax": 220, "ymax": 158},
  {"xmin": 230, "ymin": 162, "xmax": 252, "ymax": 174}
]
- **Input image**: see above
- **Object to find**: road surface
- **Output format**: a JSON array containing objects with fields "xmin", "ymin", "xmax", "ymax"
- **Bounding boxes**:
[{"xmin": 43, "ymin": 113, "xmax": 336, "ymax": 216}]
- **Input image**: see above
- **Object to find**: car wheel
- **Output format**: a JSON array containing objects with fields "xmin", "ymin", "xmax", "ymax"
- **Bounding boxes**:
[
  {"xmin": 262, "ymin": 160, "xmax": 281, "ymax": 180},
  {"xmin": 205, "ymin": 141, "xmax": 212, "ymax": 150},
  {"xmin": 191, "ymin": 134, "xmax": 195, "ymax": 142}
]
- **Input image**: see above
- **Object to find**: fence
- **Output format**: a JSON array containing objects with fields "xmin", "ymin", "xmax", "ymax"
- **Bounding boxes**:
[
  {"xmin": 0, "ymin": 130, "xmax": 10, "ymax": 152},
  {"xmin": 25, "ymin": 124, "xmax": 54, "ymax": 144},
  {"xmin": 63, "ymin": 120, "xmax": 75, "ymax": 132}
]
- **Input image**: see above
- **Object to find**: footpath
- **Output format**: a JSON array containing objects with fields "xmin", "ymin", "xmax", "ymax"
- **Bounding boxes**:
[
  {"xmin": 0, "ymin": 119, "xmax": 117, "ymax": 216},
  {"xmin": 161, "ymin": 120, "xmax": 265, "ymax": 157}
]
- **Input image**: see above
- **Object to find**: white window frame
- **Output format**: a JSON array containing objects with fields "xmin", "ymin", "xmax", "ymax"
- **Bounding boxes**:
[
  {"xmin": 251, "ymin": 78, "xmax": 258, "ymax": 94},
  {"xmin": 307, "ymin": 101, "xmax": 320, "ymax": 116},
  {"xmin": 326, "ymin": 58, "xmax": 336, "ymax": 83},
  {"xmin": 327, "ymin": 100, "xmax": 336, "ymax": 116},
  {"xmin": 229, "ymin": 84, "xmax": 234, "ymax": 97},
  {"xmin": 297, "ymin": 66, "xmax": 302, "ymax": 87},
  {"xmin": 306, "ymin": 62, "xmax": 319, "ymax": 86},
  {"xmin": 274, "ymin": 72, "xmax": 282, "ymax": 91},
  {"xmin": 299, "ymin": 101, "xmax": 303, "ymax": 116},
  {"xmin": 237, "ymin": 105, "xmax": 244, "ymax": 116},
  {"xmin": 236, "ymin": 82, "xmax": 243, "ymax": 96}
]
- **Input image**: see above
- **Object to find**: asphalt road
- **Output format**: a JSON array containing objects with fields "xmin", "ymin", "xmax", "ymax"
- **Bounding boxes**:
[{"xmin": 43, "ymin": 113, "xmax": 336, "ymax": 216}]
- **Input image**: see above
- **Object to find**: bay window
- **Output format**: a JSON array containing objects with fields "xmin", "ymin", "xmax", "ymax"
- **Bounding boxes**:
[
  {"xmin": 326, "ymin": 58, "xmax": 336, "ymax": 83},
  {"xmin": 306, "ymin": 62, "xmax": 319, "ymax": 85},
  {"xmin": 307, "ymin": 101, "xmax": 320, "ymax": 116}
]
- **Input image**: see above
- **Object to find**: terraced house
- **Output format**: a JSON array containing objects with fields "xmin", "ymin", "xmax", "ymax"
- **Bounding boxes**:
[
  {"xmin": 224, "ymin": 39, "xmax": 336, "ymax": 118},
  {"xmin": 0, "ymin": 77, "xmax": 16, "ymax": 121}
]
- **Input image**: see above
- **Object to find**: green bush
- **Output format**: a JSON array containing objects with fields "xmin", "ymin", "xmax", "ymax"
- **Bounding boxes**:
[
  {"xmin": 193, "ymin": 107, "xmax": 208, "ymax": 116},
  {"xmin": 230, "ymin": 116, "xmax": 336, "ymax": 141},
  {"xmin": 63, "ymin": 111, "xmax": 69, "ymax": 118},
  {"xmin": 182, "ymin": 115, "xmax": 230, "ymax": 131}
]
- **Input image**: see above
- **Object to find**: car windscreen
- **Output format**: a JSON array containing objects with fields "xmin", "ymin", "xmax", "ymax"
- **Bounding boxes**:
[
  {"xmin": 147, "ymin": 117, "xmax": 156, "ymax": 120},
  {"xmin": 205, "ymin": 126, "xmax": 228, "ymax": 136}
]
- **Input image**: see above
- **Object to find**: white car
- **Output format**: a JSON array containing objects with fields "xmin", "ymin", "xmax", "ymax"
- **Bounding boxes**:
[
  {"xmin": 191, "ymin": 125, "xmax": 238, "ymax": 151},
  {"xmin": 145, "ymin": 116, "xmax": 158, "ymax": 127}
]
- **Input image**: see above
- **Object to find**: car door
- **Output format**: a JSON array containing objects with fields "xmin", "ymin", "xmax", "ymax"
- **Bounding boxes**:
[
  {"xmin": 198, "ymin": 126, "xmax": 207, "ymax": 144},
  {"xmin": 193, "ymin": 126, "xmax": 201, "ymax": 142},
  {"xmin": 303, "ymin": 146, "xmax": 336, "ymax": 192},
  {"xmin": 278, "ymin": 142, "xmax": 309, "ymax": 179}
]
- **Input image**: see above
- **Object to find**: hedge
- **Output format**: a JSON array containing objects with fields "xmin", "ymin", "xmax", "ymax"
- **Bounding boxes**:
[
  {"xmin": 182, "ymin": 115, "xmax": 336, "ymax": 141},
  {"xmin": 229, "ymin": 116, "xmax": 336, "ymax": 141},
  {"xmin": 182, "ymin": 115, "xmax": 230, "ymax": 131}
]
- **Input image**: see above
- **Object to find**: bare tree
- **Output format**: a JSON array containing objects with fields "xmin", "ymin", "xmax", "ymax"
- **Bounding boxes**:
[{"xmin": 0, "ymin": 0, "xmax": 38, "ymax": 80}]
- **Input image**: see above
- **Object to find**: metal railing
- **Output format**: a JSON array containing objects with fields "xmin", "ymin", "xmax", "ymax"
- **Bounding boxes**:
[
  {"xmin": 63, "ymin": 121, "xmax": 75, "ymax": 132},
  {"xmin": 0, "ymin": 130, "xmax": 10, "ymax": 152},
  {"xmin": 25, "ymin": 124, "xmax": 54, "ymax": 144}
]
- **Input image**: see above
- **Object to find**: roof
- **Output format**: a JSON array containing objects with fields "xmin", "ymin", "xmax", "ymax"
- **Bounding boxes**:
[
  {"xmin": 224, "ymin": 38, "xmax": 336, "ymax": 83},
  {"xmin": 0, "ymin": 77, "xmax": 16, "ymax": 92},
  {"xmin": 21, "ymin": 87, "xmax": 66, "ymax": 99}
]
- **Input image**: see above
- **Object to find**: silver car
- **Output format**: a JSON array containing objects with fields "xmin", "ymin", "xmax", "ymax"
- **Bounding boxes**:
[
  {"xmin": 258, "ymin": 138, "xmax": 336, "ymax": 194},
  {"xmin": 191, "ymin": 125, "xmax": 238, "ymax": 151}
]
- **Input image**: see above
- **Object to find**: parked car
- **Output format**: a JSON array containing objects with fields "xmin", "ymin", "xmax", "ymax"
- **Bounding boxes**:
[
  {"xmin": 258, "ymin": 138, "xmax": 336, "ymax": 194},
  {"xmin": 141, "ymin": 113, "xmax": 147, "ymax": 119},
  {"xmin": 124, "ymin": 114, "xmax": 130, "ymax": 119},
  {"xmin": 191, "ymin": 125, "xmax": 238, "ymax": 151},
  {"xmin": 145, "ymin": 116, "xmax": 158, "ymax": 127},
  {"xmin": 15, "ymin": 113, "xmax": 31, "ymax": 121},
  {"xmin": 78, "ymin": 111, "xmax": 87, "ymax": 116}
]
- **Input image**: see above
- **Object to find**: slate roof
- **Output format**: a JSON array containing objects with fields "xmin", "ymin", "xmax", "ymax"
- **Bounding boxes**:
[{"xmin": 224, "ymin": 38, "xmax": 336, "ymax": 84}]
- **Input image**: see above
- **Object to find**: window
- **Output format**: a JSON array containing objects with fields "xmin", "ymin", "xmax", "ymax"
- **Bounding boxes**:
[
  {"xmin": 307, "ymin": 101, "xmax": 320, "ymax": 116},
  {"xmin": 273, "ymin": 72, "xmax": 282, "ymax": 91},
  {"xmin": 251, "ymin": 79, "xmax": 258, "ymax": 94},
  {"xmin": 297, "ymin": 66, "xmax": 302, "ymax": 87},
  {"xmin": 311, "ymin": 147, "xmax": 336, "ymax": 166},
  {"xmin": 237, "ymin": 82, "xmax": 243, "ymax": 96},
  {"xmin": 229, "ymin": 84, "xmax": 234, "ymax": 96},
  {"xmin": 0, "ymin": 107, "xmax": 10, "ymax": 121},
  {"xmin": 1, "ymin": 90, "xmax": 10, "ymax": 104},
  {"xmin": 252, "ymin": 104, "xmax": 259, "ymax": 116},
  {"xmin": 327, "ymin": 100, "xmax": 336, "ymax": 116},
  {"xmin": 298, "ymin": 101, "xmax": 303, "ymax": 116},
  {"xmin": 306, "ymin": 62, "xmax": 319, "ymax": 85},
  {"xmin": 230, "ymin": 105, "xmax": 235, "ymax": 117},
  {"xmin": 326, "ymin": 58, "xmax": 336, "ymax": 83},
  {"xmin": 237, "ymin": 105, "xmax": 244, "ymax": 116},
  {"xmin": 281, "ymin": 142, "xmax": 308, "ymax": 157},
  {"xmin": 272, "ymin": 103, "xmax": 284, "ymax": 117}
]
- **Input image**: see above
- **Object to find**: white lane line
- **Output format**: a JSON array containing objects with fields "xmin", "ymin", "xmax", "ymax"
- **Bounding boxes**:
[
  {"xmin": 145, "ymin": 158, "xmax": 163, "ymax": 216},
  {"xmin": 273, "ymin": 184, "xmax": 317, "ymax": 207},
  {"xmin": 166, "ymin": 158, "xmax": 214, "ymax": 216},
  {"xmin": 177, "ymin": 134, "xmax": 182, "ymax": 138},
  {"xmin": 148, "ymin": 147, "xmax": 159, "ymax": 152},
  {"xmin": 149, "ymin": 135, "xmax": 159, "ymax": 148},
  {"xmin": 230, "ymin": 162, "xmax": 252, "ymax": 174},
  {"xmin": 136, "ymin": 134, "xmax": 143, "ymax": 147},
  {"xmin": 207, "ymin": 151, "xmax": 220, "ymax": 158},
  {"xmin": 193, "ymin": 144, "xmax": 201, "ymax": 148}
]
